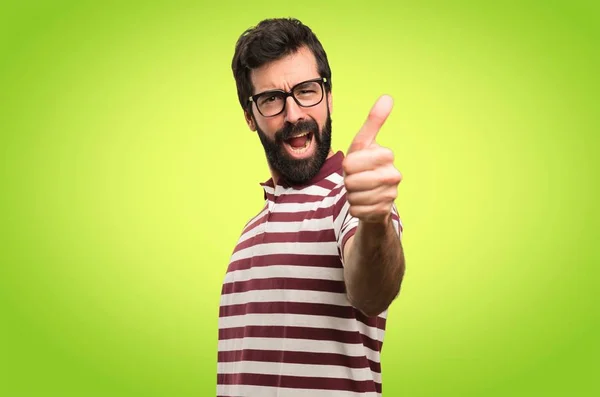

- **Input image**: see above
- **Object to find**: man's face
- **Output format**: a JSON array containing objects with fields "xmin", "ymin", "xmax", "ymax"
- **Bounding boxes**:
[{"xmin": 245, "ymin": 46, "xmax": 333, "ymax": 185}]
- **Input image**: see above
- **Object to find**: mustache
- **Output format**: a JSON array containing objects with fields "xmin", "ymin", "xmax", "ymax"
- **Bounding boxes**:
[{"xmin": 275, "ymin": 120, "xmax": 320, "ymax": 142}]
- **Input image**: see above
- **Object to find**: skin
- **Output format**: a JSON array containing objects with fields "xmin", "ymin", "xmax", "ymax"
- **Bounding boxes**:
[
  {"xmin": 244, "ymin": 46, "xmax": 335, "ymax": 183},
  {"xmin": 244, "ymin": 46, "xmax": 405, "ymax": 317},
  {"xmin": 342, "ymin": 96, "xmax": 405, "ymax": 317}
]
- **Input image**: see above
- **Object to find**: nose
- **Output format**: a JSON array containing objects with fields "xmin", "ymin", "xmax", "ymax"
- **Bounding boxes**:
[{"xmin": 283, "ymin": 96, "xmax": 304, "ymax": 124}]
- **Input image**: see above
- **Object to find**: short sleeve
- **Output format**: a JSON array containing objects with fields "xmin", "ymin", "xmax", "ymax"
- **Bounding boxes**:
[{"xmin": 332, "ymin": 185, "xmax": 403, "ymax": 266}]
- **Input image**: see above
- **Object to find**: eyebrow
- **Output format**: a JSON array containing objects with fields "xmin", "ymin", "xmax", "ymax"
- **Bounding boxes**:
[
  {"xmin": 254, "ymin": 78, "xmax": 321, "ymax": 95},
  {"xmin": 255, "ymin": 86, "xmax": 285, "ymax": 94}
]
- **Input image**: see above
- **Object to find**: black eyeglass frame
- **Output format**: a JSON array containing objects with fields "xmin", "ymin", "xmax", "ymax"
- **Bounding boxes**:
[{"xmin": 247, "ymin": 77, "xmax": 329, "ymax": 117}]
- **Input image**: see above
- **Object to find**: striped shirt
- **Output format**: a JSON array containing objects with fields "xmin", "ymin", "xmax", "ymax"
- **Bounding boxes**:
[{"xmin": 217, "ymin": 151, "xmax": 402, "ymax": 396}]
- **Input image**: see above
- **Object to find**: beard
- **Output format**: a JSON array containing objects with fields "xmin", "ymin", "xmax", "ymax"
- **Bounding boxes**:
[{"xmin": 256, "ymin": 111, "xmax": 332, "ymax": 185}]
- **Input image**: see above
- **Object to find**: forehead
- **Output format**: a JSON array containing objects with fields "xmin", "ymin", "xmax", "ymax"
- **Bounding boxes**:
[{"xmin": 250, "ymin": 46, "xmax": 319, "ymax": 93}]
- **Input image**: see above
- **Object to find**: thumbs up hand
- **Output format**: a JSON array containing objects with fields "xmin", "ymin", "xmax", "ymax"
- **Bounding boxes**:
[{"xmin": 343, "ymin": 95, "xmax": 403, "ymax": 224}]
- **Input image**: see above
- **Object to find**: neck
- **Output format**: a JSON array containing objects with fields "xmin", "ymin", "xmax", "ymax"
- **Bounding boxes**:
[{"xmin": 268, "ymin": 165, "xmax": 282, "ymax": 187}]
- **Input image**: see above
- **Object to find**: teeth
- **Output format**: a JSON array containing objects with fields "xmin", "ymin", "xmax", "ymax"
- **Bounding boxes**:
[{"xmin": 289, "ymin": 131, "xmax": 309, "ymax": 139}]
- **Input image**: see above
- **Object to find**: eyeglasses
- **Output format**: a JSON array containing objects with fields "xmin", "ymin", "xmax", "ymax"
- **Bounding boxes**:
[{"xmin": 248, "ymin": 77, "xmax": 328, "ymax": 117}]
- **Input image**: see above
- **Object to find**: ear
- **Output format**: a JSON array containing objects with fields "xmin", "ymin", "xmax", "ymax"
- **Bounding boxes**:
[
  {"xmin": 327, "ymin": 90, "xmax": 333, "ymax": 114},
  {"xmin": 244, "ymin": 109, "xmax": 257, "ymax": 131}
]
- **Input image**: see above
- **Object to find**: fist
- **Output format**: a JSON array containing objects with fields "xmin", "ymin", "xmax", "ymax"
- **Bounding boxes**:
[{"xmin": 343, "ymin": 95, "xmax": 403, "ymax": 224}]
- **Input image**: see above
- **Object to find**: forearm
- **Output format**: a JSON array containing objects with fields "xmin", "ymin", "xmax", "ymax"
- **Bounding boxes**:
[{"xmin": 344, "ymin": 215, "xmax": 405, "ymax": 317}]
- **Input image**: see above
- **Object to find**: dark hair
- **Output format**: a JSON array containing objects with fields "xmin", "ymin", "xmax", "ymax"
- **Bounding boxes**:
[{"xmin": 231, "ymin": 18, "xmax": 332, "ymax": 111}]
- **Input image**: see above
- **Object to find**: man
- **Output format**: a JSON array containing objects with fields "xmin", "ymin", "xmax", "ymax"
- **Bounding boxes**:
[{"xmin": 217, "ymin": 18, "xmax": 405, "ymax": 396}]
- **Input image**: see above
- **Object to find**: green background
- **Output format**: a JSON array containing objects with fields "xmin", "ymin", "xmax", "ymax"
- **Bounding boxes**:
[{"xmin": 1, "ymin": 1, "xmax": 598, "ymax": 396}]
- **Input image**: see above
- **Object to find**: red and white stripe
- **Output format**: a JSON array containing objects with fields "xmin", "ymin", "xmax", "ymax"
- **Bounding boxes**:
[{"xmin": 217, "ymin": 152, "xmax": 402, "ymax": 396}]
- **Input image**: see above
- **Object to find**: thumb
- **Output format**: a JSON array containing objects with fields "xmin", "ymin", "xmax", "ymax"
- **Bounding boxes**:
[{"xmin": 347, "ymin": 95, "xmax": 394, "ymax": 154}]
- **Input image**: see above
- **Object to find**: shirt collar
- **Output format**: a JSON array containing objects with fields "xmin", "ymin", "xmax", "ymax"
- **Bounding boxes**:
[{"xmin": 260, "ymin": 151, "xmax": 345, "ymax": 198}]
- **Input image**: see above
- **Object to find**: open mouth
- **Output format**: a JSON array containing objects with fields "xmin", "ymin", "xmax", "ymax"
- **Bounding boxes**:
[{"xmin": 283, "ymin": 131, "xmax": 314, "ymax": 155}]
